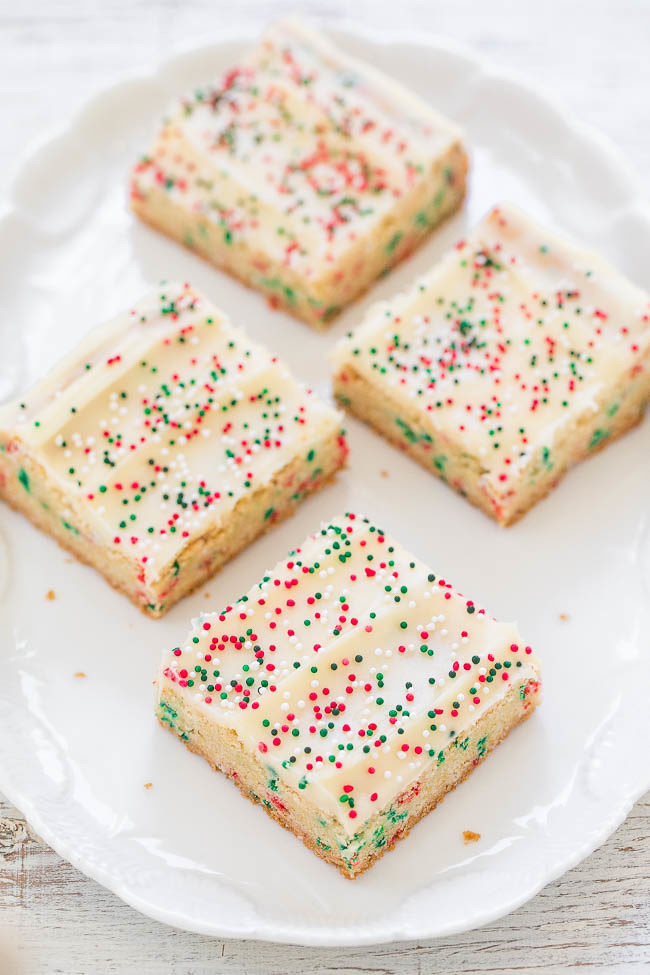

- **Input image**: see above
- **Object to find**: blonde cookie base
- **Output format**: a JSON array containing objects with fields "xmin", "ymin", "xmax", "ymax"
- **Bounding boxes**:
[
  {"xmin": 157, "ymin": 672, "xmax": 540, "ymax": 877},
  {"xmin": 333, "ymin": 362, "xmax": 649, "ymax": 526},
  {"xmin": 131, "ymin": 146, "xmax": 467, "ymax": 329},
  {"xmin": 0, "ymin": 429, "xmax": 347, "ymax": 617}
]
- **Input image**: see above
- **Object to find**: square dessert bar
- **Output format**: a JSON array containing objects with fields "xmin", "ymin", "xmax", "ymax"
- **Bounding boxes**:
[
  {"xmin": 157, "ymin": 513, "xmax": 540, "ymax": 877},
  {"xmin": 131, "ymin": 19, "xmax": 467, "ymax": 328},
  {"xmin": 0, "ymin": 283, "xmax": 347, "ymax": 617},
  {"xmin": 332, "ymin": 203, "xmax": 650, "ymax": 524}
]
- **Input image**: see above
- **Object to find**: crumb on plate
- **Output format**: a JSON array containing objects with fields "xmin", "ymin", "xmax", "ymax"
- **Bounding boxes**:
[{"xmin": 463, "ymin": 830, "xmax": 481, "ymax": 844}]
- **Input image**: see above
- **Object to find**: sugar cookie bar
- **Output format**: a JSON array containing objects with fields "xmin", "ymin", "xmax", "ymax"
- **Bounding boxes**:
[
  {"xmin": 0, "ymin": 283, "xmax": 347, "ymax": 616},
  {"xmin": 131, "ymin": 19, "xmax": 467, "ymax": 328},
  {"xmin": 156, "ymin": 513, "xmax": 541, "ymax": 877},
  {"xmin": 332, "ymin": 203, "xmax": 650, "ymax": 524}
]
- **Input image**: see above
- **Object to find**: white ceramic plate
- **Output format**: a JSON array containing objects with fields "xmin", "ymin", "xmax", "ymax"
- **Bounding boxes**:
[{"xmin": 1, "ymin": 27, "xmax": 649, "ymax": 947}]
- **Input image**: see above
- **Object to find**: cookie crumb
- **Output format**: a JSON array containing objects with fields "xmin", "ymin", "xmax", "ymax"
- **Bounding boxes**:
[
  {"xmin": 74, "ymin": 671, "xmax": 87, "ymax": 678},
  {"xmin": 559, "ymin": 613, "xmax": 569, "ymax": 622},
  {"xmin": 45, "ymin": 590, "xmax": 56, "ymax": 601},
  {"xmin": 144, "ymin": 782, "xmax": 153, "ymax": 790},
  {"xmin": 380, "ymin": 469, "xmax": 389, "ymax": 478},
  {"xmin": 463, "ymin": 830, "xmax": 481, "ymax": 844},
  {"xmin": 204, "ymin": 592, "xmax": 211, "ymax": 599}
]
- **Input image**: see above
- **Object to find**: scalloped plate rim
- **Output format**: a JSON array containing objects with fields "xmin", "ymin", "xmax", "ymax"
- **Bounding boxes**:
[{"xmin": 0, "ymin": 24, "xmax": 649, "ymax": 946}]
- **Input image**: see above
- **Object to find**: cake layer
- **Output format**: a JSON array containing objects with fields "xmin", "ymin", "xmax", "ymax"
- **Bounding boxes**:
[
  {"xmin": 131, "ymin": 19, "xmax": 467, "ymax": 327},
  {"xmin": 157, "ymin": 513, "xmax": 541, "ymax": 875},
  {"xmin": 332, "ymin": 203, "xmax": 650, "ymax": 524},
  {"xmin": 0, "ymin": 283, "xmax": 347, "ymax": 616}
]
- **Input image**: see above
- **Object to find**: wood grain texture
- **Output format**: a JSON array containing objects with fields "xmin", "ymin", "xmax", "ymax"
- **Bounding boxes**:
[
  {"xmin": 1, "ymin": 795, "xmax": 648, "ymax": 974},
  {"xmin": 1, "ymin": 1, "xmax": 649, "ymax": 971}
]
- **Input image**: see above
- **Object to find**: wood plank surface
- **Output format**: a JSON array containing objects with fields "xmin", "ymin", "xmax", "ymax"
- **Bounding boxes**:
[{"xmin": 1, "ymin": 795, "xmax": 648, "ymax": 973}]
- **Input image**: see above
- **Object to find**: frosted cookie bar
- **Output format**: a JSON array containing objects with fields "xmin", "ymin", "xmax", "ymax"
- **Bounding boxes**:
[
  {"xmin": 332, "ymin": 203, "xmax": 650, "ymax": 525},
  {"xmin": 156, "ymin": 513, "xmax": 541, "ymax": 877},
  {"xmin": 0, "ymin": 283, "xmax": 347, "ymax": 616},
  {"xmin": 131, "ymin": 19, "xmax": 467, "ymax": 328}
]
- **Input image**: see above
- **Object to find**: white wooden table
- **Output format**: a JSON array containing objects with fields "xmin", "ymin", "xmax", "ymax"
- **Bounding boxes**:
[{"xmin": 1, "ymin": 2, "xmax": 649, "ymax": 971}]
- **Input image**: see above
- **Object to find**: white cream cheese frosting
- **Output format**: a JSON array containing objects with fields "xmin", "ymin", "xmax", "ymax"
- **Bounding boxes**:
[
  {"xmin": 159, "ymin": 513, "xmax": 540, "ymax": 833},
  {"xmin": 131, "ymin": 19, "xmax": 464, "ymax": 271},
  {"xmin": 0, "ymin": 282, "xmax": 344, "ymax": 584},
  {"xmin": 332, "ymin": 203, "xmax": 650, "ymax": 498}
]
